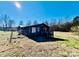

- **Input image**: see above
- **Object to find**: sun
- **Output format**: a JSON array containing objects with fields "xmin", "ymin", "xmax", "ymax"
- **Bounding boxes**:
[{"xmin": 14, "ymin": 2, "xmax": 21, "ymax": 9}]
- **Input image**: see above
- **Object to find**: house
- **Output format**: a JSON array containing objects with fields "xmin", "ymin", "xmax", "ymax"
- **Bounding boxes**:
[{"xmin": 17, "ymin": 23, "xmax": 53, "ymax": 38}]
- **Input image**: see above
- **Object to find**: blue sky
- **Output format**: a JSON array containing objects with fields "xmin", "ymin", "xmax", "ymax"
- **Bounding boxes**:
[{"xmin": 0, "ymin": 1, "xmax": 79, "ymax": 26}]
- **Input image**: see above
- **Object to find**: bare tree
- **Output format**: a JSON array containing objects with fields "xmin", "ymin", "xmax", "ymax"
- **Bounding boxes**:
[
  {"xmin": 44, "ymin": 20, "xmax": 49, "ymax": 25},
  {"xmin": 0, "ymin": 14, "xmax": 15, "ymax": 43},
  {"xmin": 19, "ymin": 20, "xmax": 24, "ymax": 26},
  {"xmin": 0, "ymin": 15, "xmax": 2, "ymax": 26},
  {"xmin": 17, "ymin": 20, "xmax": 23, "ymax": 35},
  {"xmin": 33, "ymin": 20, "xmax": 38, "ymax": 25},
  {"xmin": 0, "ymin": 15, "xmax": 5, "ymax": 30},
  {"xmin": 8, "ymin": 19, "xmax": 15, "ymax": 29},
  {"xmin": 9, "ymin": 19, "xmax": 15, "ymax": 43},
  {"xmin": 49, "ymin": 18, "xmax": 56, "ymax": 26},
  {"xmin": 8, "ymin": 18, "xmax": 15, "ymax": 43},
  {"xmin": 3, "ymin": 15, "xmax": 9, "ymax": 31},
  {"xmin": 1, "ymin": 14, "xmax": 10, "ymax": 31},
  {"xmin": 26, "ymin": 20, "xmax": 31, "ymax": 26},
  {"xmin": 0, "ymin": 15, "xmax": 3, "ymax": 30},
  {"xmin": 57, "ymin": 19, "xmax": 61, "ymax": 25},
  {"xmin": 49, "ymin": 21, "xmax": 54, "ymax": 26}
]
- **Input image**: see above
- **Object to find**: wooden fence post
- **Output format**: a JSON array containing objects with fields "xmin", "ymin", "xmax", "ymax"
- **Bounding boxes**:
[{"xmin": 9, "ymin": 31, "xmax": 13, "ymax": 43}]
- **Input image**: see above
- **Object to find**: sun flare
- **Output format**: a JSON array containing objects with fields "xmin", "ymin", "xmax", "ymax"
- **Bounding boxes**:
[{"xmin": 14, "ymin": 2, "xmax": 21, "ymax": 9}]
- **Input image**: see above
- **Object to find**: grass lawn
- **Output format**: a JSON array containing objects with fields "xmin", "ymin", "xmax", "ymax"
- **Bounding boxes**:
[
  {"xmin": 54, "ymin": 31, "xmax": 79, "ymax": 49},
  {"xmin": 0, "ymin": 31, "xmax": 79, "ymax": 56}
]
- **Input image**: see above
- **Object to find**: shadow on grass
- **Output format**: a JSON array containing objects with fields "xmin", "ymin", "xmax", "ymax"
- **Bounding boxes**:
[{"xmin": 24, "ymin": 35, "xmax": 67, "ymax": 42}]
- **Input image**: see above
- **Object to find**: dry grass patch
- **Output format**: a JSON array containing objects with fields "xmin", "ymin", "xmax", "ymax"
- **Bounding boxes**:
[{"xmin": 0, "ymin": 31, "xmax": 79, "ymax": 56}]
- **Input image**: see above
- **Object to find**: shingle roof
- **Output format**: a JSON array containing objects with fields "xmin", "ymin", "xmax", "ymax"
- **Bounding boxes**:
[{"xmin": 21, "ymin": 23, "xmax": 49, "ymax": 28}]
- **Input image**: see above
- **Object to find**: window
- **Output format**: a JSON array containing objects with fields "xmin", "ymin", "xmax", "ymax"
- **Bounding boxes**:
[
  {"xmin": 32, "ymin": 27, "xmax": 36, "ymax": 33},
  {"xmin": 37, "ymin": 27, "xmax": 40, "ymax": 32}
]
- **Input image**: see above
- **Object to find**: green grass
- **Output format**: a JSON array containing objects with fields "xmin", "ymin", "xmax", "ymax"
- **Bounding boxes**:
[{"xmin": 54, "ymin": 32, "xmax": 79, "ymax": 49}]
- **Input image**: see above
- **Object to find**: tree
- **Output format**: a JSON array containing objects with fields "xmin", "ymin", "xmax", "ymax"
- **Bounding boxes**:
[
  {"xmin": 3, "ymin": 15, "xmax": 9, "ymax": 30},
  {"xmin": 26, "ymin": 20, "xmax": 31, "ymax": 26},
  {"xmin": 33, "ymin": 20, "xmax": 38, "ymax": 25},
  {"xmin": 19, "ymin": 20, "xmax": 24, "ymax": 26},
  {"xmin": 0, "ymin": 15, "xmax": 3, "ymax": 30},
  {"xmin": 0, "ymin": 14, "xmax": 16, "ymax": 43},
  {"xmin": 0, "ymin": 15, "xmax": 3, "ymax": 26},
  {"xmin": 71, "ymin": 16, "xmax": 79, "ymax": 32},
  {"xmin": 17, "ymin": 26, "xmax": 21, "ymax": 35},
  {"xmin": 0, "ymin": 15, "xmax": 4, "ymax": 30},
  {"xmin": 8, "ymin": 19, "xmax": 15, "ymax": 43},
  {"xmin": 57, "ymin": 18, "xmax": 62, "ymax": 25},
  {"xmin": 7, "ymin": 17, "xmax": 15, "ymax": 43},
  {"xmin": 44, "ymin": 20, "xmax": 49, "ymax": 25},
  {"xmin": 73, "ymin": 16, "xmax": 79, "ymax": 26},
  {"xmin": 8, "ymin": 19, "xmax": 15, "ymax": 28},
  {"xmin": 1, "ymin": 14, "xmax": 9, "ymax": 31},
  {"xmin": 50, "ymin": 18, "xmax": 57, "ymax": 26}
]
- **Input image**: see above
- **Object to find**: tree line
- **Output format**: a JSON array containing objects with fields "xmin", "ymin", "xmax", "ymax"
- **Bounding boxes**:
[
  {"xmin": 0, "ymin": 14, "xmax": 79, "ymax": 32},
  {"xmin": 0, "ymin": 14, "xmax": 79, "ymax": 43}
]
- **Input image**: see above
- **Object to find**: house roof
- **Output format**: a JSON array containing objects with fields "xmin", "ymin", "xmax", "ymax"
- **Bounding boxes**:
[{"xmin": 21, "ymin": 23, "xmax": 49, "ymax": 28}]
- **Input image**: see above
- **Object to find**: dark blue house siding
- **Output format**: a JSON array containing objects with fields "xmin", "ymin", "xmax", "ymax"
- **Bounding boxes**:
[{"xmin": 18, "ymin": 23, "xmax": 53, "ymax": 38}]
